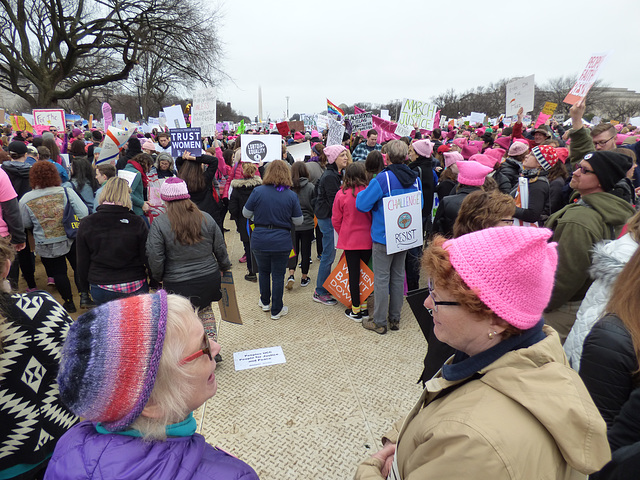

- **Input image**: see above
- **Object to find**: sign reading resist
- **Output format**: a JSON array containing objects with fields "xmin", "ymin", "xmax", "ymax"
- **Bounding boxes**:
[{"xmin": 170, "ymin": 127, "xmax": 202, "ymax": 157}]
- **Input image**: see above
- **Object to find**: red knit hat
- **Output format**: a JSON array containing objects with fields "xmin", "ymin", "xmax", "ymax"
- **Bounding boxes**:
[{"xmin": 531, "ymin": 145, "xmax": 559, "ymax": 171}]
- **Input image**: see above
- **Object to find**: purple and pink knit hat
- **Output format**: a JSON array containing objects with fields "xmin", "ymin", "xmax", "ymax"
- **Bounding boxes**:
[
  {"xmin": 443, "ymin": 227, "xmax": 558, "ymax": 329},
  {"xmin": 160, "ymin": 177, "xmax": 190, "ymax": 202},
  {"xmin": 57, "ymin": 291, "xmax": 169, "ymax": 431}
]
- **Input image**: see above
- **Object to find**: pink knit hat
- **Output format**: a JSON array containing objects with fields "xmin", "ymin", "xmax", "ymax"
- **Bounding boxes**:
[
  {"xmin": 452, "ymin": 137, "xmax": 468, "ymax": 149},
  {"xmin": 460, "ymin": 144, "xmax": 480, "ymax": 160},
  {"xmin": 457, "ymin": 161, "xmax": 492, "ymax": 186},
  {"xmin": 294, "ymin": 132, "xmax": 304, "ymax": 141},
  {"xmin": 141, "ymin": 139, "xmax": 156, "ymax": 152},
  {"xmin": 323, "ymin": 145, "xmax": 347, "ymax": 164},
  {"xmin": 469, "ymin": 153, "xmax": 498, "ymax": 169},
  {"xmin": 443, "ymin": 151, "xmax": 463, "ymax": 169},
  {"xmin": 508, "ymin": 141, "xmax": 529, "ymax": 157},
  {"xmin": 160, "ymin": 177, "xmax": 190, "ymax": 201},
  {"xmin": 485, "ymin": 148, "xmax": 505, "ymax": 165},
  {"xmin": 443, "ymin": 226, "xmax": 558, "ymax": 329},
  {"xmin": 412, "ymin": 139, "xmax": 434, "ymax": 157},
  {"xmin": 494, "ymin": 136, "xmax": 511, "ymax": 150}
]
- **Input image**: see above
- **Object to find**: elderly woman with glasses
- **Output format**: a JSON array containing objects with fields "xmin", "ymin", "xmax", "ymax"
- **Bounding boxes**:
[
  {"xmin": 356, "ymin": 227, "xmax": 610, "ymax": 480},
  {"xmin": 45, "ymin": 292, "xmax": 259, "ymax": 480}
]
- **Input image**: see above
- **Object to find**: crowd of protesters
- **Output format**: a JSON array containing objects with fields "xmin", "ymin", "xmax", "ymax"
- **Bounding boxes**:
[{"xmin": 1, "ymin": 93, "xmax": 640, "ymax": 478}]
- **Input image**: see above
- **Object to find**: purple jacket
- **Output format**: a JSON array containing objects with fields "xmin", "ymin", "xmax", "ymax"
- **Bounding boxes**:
[{"xmin": 44, "ymin": 421, "xmax": 259, "ymax": 479}]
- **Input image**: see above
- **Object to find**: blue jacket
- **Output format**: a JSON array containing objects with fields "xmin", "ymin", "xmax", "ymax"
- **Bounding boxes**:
[
  {"xmin": 44, "ymin": 419, "xmax": 258, "ymax": 480},
  {"xmin": 356, "ymin": 165, "xmax": 423, "ymax": 245}
]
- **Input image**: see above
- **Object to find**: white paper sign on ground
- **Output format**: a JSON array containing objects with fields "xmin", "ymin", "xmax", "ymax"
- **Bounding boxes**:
[
  {"xmin": 505, "ymin": 74, "xmax": 535, "ymax": 117},
  {"xmin": 287, "ymin": 141, "xmax": 311, "ymax": 161},
  {"xmin": 397, "ymin": 98, "xmax": 437, "ymax": 130},
  {"xmin": 118, "ymin": 169, "xmax": 138, "ymax": 187},
  {"xmin": 382, "ymin": 173, "xmax": 422, "ymax": 254},
  {"xmin": 163, "ymin": 105, "xmax": 187, "ymax": 129},
  {"xmin": 234, "ymin": 346, "xmax": 286, "ymax": 371},
  {"xmin": 241, "ymin": 134, "xmax": 282, "ymax": 163},
  {"xmin": 564, "ymin": 52, "xmax": 611, "ymax": 105},
  {"xmin": 191, "ymin": 87, "xmax": 217, "ymax": 137},
  {"xmin": 327, "ymin": 119, "xmax": 345, "ymax": 146},
  {"xmin": 394, "ymin": 122, "xmax": 413, "ymax": 137}
]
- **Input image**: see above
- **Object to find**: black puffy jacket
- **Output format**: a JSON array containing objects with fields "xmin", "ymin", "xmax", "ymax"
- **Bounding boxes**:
[{"xmin": 432, "ymin": 185, "xmax": 481, "ymax": 237}]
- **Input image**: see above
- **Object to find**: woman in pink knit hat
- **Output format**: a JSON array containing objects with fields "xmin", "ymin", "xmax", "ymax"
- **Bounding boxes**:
[{"xmin": 356, "ymin": 226, "xmax": 610, "ymax": 480}]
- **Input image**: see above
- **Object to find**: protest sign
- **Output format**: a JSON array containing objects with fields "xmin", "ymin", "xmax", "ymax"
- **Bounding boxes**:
[
  {"xmin": 315, "ymin": 114, "xmax": 330, "ymax": 132},
  {"xmin": 32, "ymin": 108, "xmax": 65, "ymax": 134},
  {"xmin": 191, "ymin": 87, "xmax": 217, "ymax": 137},
  {"xmin": 542, "ymin": 102, "xmax": 558, "ymax": 116},
  {"xmin": 397, "ymin": 98, "xmax": 437, "ymax": 130},
  {"xmin": 505, "ymin": 74, "xmax": 535, "ymax": 117},
  {"xmin": 102, "ymin": 102, "xmax": 112, "ymax": 130},
  {"xmin": 534, "ymin": 113, "xmax": 551, "ymax": 128},
  {"xmin": 322, "ymin": 256, "xmax": 374, "ymax": 308},
  {"xmin": 114, "ymin": 113, "xmax": 125, "ymax": 127},
  {"xmin": 372, "ymin": 115, "xmax": 401, "ymax": 143},
  {"xmin": 327, "ymin": 119, "xmax": 345, "ymax": 146},
  {"xmin": 10, "ymin": 115, "xmax": 33, "ymax": 133},
  {"xmin": 382, "ymin": 174, "xmax": 423, "ymax": 254},
  {"xmin": 394, "ymin": 123, "xmax": 413, "ymax": 137},
  {"xmin": 553, "ymin": 113, "xmax": 565, "ymax": 122},
  {"xmin": 163, "ymin": 105, "xmax": 187, "ymax": 129},
  {"xmin": 347, "ymin": 112, "xmax": 373, "ymax": 133},
  {"xmin": 287, "ymin": 120, "xmax": 304, "ymax": 133},
  {"xmin": 218, "ymin": 271, "xmax": 242, "ymax": 325},
  {"xmin": 241, "ymin": 134, "xmax": 282, "ymax": 163},
  {"xmin": 276, "ymin": 121, "xmax": 289, "ymax": 136},
  {"xmin": 234, "ymin": 346, "xmax": 285, "ymax": 371},
  {"xmin": 287, "ymin": 141, "xmax": 311, "ymax": 162},
  {"xmin": 0, "ymin": 109, "xmax": 4, "ymax": 122},
  {"xmin": 97, "ymin": 126, "xmax": 131, "ymax": 165},
  {"xmin": 301, "ymin": 114, "xmax": 317, "ymax": 132},
  {"xmin": 469, "ymin": 112, "xmax": 486, "ymax": 125},
  {"xmin": 564, "ymin": 52, "xmax": 610, "ymax": 105},
  {"xmin": 522, "ymin": 114, "xmax": 532, "ymax": 126},
  {"xmin": 629, "ymin": 117, "xmax": 640, "ymax": 127},
  {"xmin": 380, "ymin": 109, "xmax": 391, "ymax": 121},
  {"xmin": 170, "ymin": 127, "xmax": 202, "ymax": 157},
  {"xmin": 118, "ymin": 169, "xmax": 137, "ymax": 187}
]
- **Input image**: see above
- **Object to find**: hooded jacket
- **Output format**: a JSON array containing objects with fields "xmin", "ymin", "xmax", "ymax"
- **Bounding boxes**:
[
  {"xmin": 512, "ymin": 168, "xmax": 550, "ymax": 225},
  {"xmin": 314, "ymin": 162, "xmax": 342, "ymax": 220},
  {"xmin": 545, "ymin": 192, "xmax": 635, "ymax": 310},
  {"xmin": 356, "ymin": 164, "xmax": 422, "ymax": 245},
  {"xmin": 498, "ymin": 157, "xmax": 522, "ymax": 193},
  {"xmin": 228, "ymin": 176, "xmax": 262, "ymax": 243},
  {"xmin": 432, "ymin": 185, "xmax": 481, "ymax": 237},
  {"xmin": 2, "ymin": 161, "xmax": 32, "ymax": 200},
  {"xmin": 355, "ymin": 327, "xmax": 610, "ymax": 480},
  {"xmin": 292, "ymin": 177, "xmax": 316, "ymax": 231},
  {"xmin": 564, "ymin": 233, "xmax": 638, "ymax": 370}
]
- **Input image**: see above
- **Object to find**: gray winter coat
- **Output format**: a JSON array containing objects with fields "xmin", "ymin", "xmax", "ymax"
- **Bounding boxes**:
[
  {"xmin": 293, "ymin": 177, "xmax": 316, "ymax": 231},
  {"xmin": 146, "ymin": 211, "xmax": 231, "ymax": 283}
]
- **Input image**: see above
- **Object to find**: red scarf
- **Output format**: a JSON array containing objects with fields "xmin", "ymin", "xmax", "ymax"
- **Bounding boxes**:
[{"xmin": 127, "ymin": 160, "xmax": 149, "ymax": 189}]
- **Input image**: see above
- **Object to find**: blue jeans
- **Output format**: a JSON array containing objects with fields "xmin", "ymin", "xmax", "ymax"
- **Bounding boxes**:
[
  {"xmin": 90, "ymin": 282, "xmax": 149, "ymax": 306},
  {"xmin": 252, "ymin": 250, "xmax": 290, "ymax": 314},
  {"xmin": 315, "ymin": 217, "xmax": 335, "ymax": 296}
]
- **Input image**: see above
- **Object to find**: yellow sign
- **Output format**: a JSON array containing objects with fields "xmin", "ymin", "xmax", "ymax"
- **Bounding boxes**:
[
  {"xmin": 541, "ymin": 102, "xmax": 558, "ymax": 116},
  {"xmin": 10, "ymin": 115, "xmax": 34, "ymax": 133}
]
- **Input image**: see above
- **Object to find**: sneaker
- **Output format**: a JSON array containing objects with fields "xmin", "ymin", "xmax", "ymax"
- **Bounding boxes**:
[
  {"xmin": 361, "ymin": 309, "xmax": 369, "ymax": 320},
  {"xmin": 285, "ymin": 275, "xmax": 295, "ymax": 290},
  {"xmin": 389, "ymin": 319, "xmax": 400, "ymax": 331},
  {"xmin": 25, "ymin": 287, "xmax": 38, "ymax": 293},
  {"xmin": 313, "ymin": 291, "xmax": 337, "ymax": 306},
  {"xmin": 345, "ymin": 308, "xmax": 362, "ymax": 323},
  {"xmin": 362, "ymin": 319, "xmax": 387, "ymax": 335},
  {"xmin": 63, "ymin": 300, "xmax": 77, "ymax": 314},
  {"xmin": 271, "ymin": 306, "xmax": 289, "ymax": 320},
  {"xmin": 258, "ymin": 299, "xmax": 270, "ymax": 311},
  {"xmin": 239, "ymin": 255, "xmax": 247, "ymax": 263},
  {"xmin": 47, "ymin": 277, "xmax": 55, "ymax": 286},
  {"xmin": 80, "ymin": 293, "xmax": 95, "ymax": 309},
  {"xmin": 300, "ymin": 277, "xmax": 311, "ymax": 287},
  {"xmin": 245, "ymin": 273, "xmax": 257, "ymax": 282}
]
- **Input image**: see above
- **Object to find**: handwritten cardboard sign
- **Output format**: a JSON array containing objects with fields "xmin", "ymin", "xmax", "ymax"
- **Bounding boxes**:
[
  {"xmin": 327, "ymin": 119, "xmax": 345, "ymax": 146},
  {"xmin": 32, "ymin": 108, "xmax": 65, "ymax": 134},
  {"xmin": 564, "ymin": 52, "xmax": 610, "ymax": 105},
  {"xmin": 541, "ymin": 102, "xmax": 558, "ymax": 116},
  {"xmin": 322, "ymin": 256, "xmax": 374, "ymax": 307},
  {"xmin": 170, "ymin": 127, "xmax": 202, "ymax": 157},
  {"xmin": 397, "ymin": 98, "xmax": 437, "ymax": 130},
  {"xmin": 301, "ymin": 114, "xmax": 317, "ymax": 132},
  {"xmin": 347, "ymin": 112, "xmax": 373, "ymax": 133},
  {"xmin": 191, "ymin": 87, "xmax": 217, "ymax": 137},
  {"xmin": 506, "ymin": 74, "xmax": 535, "ymax": 117}
]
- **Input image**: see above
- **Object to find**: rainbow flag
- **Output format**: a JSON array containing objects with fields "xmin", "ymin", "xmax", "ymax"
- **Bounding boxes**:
[{"xmin": 327, "ymin": 99, "xmax": 344, "ymax": 117}]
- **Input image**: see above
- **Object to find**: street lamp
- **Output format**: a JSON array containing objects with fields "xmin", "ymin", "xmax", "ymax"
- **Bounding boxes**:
[
  {"xmin": 135, "ymin": 76, "xmax": 143, "ymax": 120},
  {"xmin": 285, "ymin": 96, "xmax": 289, "ymax": 120}
]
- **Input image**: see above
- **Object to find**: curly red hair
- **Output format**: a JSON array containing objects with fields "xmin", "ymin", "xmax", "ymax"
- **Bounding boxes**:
[{"xmin": 30, "ymin": 160, "xmax": 61, "ymax": 188}]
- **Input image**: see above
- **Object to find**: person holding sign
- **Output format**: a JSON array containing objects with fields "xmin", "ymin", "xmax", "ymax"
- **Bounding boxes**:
[
  {"xmin": 356, "ymin": 140, "xmax": 423, "ymax": 334},
  {"xmin": 356, "ymin": 227, "xmax": 610, "ymax": 479}
]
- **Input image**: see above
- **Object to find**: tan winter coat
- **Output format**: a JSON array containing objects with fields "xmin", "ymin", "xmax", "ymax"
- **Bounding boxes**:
[{"xmin": 355, "ymin": 327, "xmax": 610, "ymax": 480}]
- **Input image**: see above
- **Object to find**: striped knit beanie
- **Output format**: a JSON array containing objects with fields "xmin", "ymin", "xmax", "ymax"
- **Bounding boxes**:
[
  {"xmin": 531, "ymin": 145, "xmax": 559, "ymax": 171},
  {"xmin": 160, "ymin": 177, "xmax": 190, "ymax": 202},
  {"xmin": 57, "ymin": 290, "xmax": 168, "ymax": 431}
]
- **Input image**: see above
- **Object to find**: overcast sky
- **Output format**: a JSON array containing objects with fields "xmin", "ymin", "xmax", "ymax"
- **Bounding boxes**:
[{"xmin": 213, "ymin": 0, "xmax": 640, "ymax": 121}]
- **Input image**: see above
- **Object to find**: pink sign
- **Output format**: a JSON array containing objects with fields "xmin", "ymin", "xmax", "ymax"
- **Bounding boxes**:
[
  {"xmin": 32, "ymin": 108, "xmax": 65, "ymax": 134},
  {"xmin": 534, "ymin": 113, "xmax": 551, "ymax": 129},
  {"xmin": 102, "ymin": 102, "xmax": 112, "ymax": 130}
]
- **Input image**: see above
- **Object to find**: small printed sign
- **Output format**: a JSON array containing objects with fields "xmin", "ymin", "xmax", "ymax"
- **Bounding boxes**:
[{"xmin": 233, "ymin": 346, "xmax": 286, "ymax": 371}]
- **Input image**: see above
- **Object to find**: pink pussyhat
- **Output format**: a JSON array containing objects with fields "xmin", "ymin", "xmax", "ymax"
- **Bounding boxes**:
[
  {"xmin": 453, "ymin": 137, "xmax": 468, "ymax": 149},
  {"xmin": 443, "ymin": 226, "xmax": 558, "ymax": 329},
  {"xmin": 456, "ymin": 160, "xmax": 492, "ymax": 186},
  {"xmin": 412, "ymin": 139, "xmax": 434, "ymax": 157},
  {"xmin": 494, "ymin": 136, "xmax": 511, "ymax": 150},
  {"xmin": 443, "ymin": 151, "xmax": 463, "ymax": 169},
  {"xmin": 460, "ymin": 144, "xmax": 480, "ymax": 160},
  {"xmin": 469, "ymin": 153, "xmax": 498, "ymax": 169},
  {"xmin": 485, "ymin": 148, "xmax": 505, "ymax": 165}
]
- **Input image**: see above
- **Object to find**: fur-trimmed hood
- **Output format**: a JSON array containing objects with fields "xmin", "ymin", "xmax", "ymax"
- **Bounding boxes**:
[
  {"xmin": 588, "ymin": 233, "xmax": 639, "ymax": 287},
  {"xmin": 230, "ymin": 176, "xmax": 262, "ymax": 189}
]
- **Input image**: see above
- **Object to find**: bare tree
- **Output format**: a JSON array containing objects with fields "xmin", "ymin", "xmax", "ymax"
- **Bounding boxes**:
[{"xmin": 0, "ymin": 0, "xmax": 223, "ymax": 108}]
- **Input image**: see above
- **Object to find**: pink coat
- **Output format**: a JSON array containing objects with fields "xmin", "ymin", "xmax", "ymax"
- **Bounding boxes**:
[{"xmin": 332, "ymin": 185, "xmax": 372, "ymax": 251}]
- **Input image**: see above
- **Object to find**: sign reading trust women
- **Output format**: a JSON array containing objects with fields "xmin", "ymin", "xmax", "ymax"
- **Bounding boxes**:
[
  {"xmin": 170, "ymin": 127, "xmax": 202, "ymax": 157},
  {"xmin": 382, "ymin": 173, "xmax": 423, "ymax": 254},
  {"xmin": 240, "ymin": 134, "xmax": 282, "ymax": 164}
]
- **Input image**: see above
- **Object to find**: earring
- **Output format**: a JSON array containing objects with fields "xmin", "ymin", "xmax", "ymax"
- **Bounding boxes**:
[{"xmin": 488, "ymin": 331, "xmax": 498, "ymax": 339}]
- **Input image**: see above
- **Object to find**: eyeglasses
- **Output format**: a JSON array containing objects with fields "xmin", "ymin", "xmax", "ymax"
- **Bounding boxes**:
[
  {"xmin": 427, "ymin": 278, "xmax": 460, "ymax": 313},
  {"xmin": 574, "ymin": 163, "xmax": 595, "ymax": 175},
  {"xmin": 179, "ymin": 332, "xmax": 212, "ymax": 365},
  {"xmin": 593, "ymin": 135, "xmax": 616, "ymax": 147}
]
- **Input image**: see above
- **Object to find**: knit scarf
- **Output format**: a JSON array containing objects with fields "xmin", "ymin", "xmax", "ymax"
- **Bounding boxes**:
[{"xmin": 127, "ymin": 160, "xmax": 148, "ymax": 189}]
